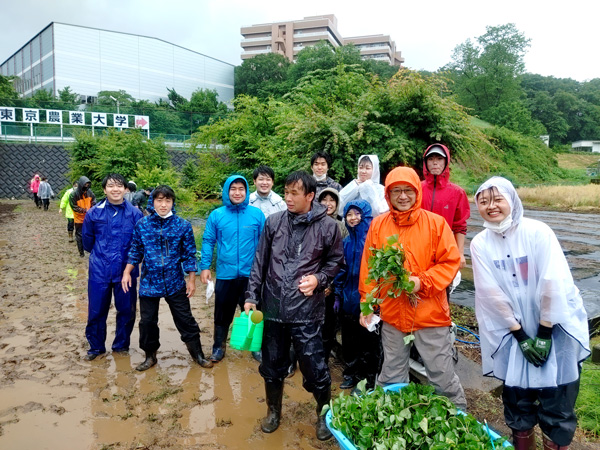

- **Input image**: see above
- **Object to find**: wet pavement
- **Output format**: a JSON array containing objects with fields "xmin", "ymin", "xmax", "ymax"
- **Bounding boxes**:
[{"xmin": 452, "ymin": 205, "xmax": 600, "ymax": 321}]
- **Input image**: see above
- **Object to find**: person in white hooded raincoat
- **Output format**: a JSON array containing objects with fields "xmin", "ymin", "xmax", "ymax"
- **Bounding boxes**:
[
  {"xmin": 339, "ymin": 154, "xmax": 388, "ymax": 217},
  {"xmin": 470, "ymin": 176, "xmax": 590, "ymax": 450}
]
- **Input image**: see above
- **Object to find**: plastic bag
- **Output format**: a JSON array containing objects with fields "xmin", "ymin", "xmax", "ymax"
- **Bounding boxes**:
[
  {"xmin": 366, "ymin": 314, "xmax": 381, "ymax": 332},
  {"xmin": 205, "ymin": 280, "xmax": 215, "ymax": 304},
  {"xmin": 449, "ymin": 271, "xmax": 461, "ymax": 295}
]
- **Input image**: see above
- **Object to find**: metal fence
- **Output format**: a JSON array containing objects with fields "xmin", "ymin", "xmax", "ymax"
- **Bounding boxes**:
[{"xmin": 0, "ymin": 123, "xmax": 192, "ymax": 147}]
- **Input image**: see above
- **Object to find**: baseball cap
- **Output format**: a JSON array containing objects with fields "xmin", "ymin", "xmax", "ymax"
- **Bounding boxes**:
[{"xmin": 425, "ymin": 145, "xmax": 447, "ymax": 158}]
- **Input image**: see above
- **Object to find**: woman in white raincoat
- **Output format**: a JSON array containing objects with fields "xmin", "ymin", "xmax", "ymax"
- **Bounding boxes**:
[
  {"xmin": 339, "ymin": 154, "xmax": 389, "ymax": 217},
  {"xmin": 471, "ymin": 176, "xmax": 590, "ymax": 450}
]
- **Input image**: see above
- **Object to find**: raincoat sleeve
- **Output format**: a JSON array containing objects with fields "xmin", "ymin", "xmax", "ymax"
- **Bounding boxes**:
[
  {"xmin": 333, "ymin": 264, "xmax": 347, "ymax": 297},
  {"xmin": 470, "ymin": 237, "xmax": 519, "ymax": 331},
  {"xmin": 69, "ymin": 190, "xmax": 85, "ymax": 214},
  {"xmin": 416, "ymin": 222, "xmax": 460, "ymax": 298},
  {"xmin": 82, "ymin": 212, "xmax": 95, "ymax": 253},
  {"xmin": 358, "ymin": 181, "xmax": 388, "ymax": 217},
  {"xmin": 358, "ymin": 225, "xmax": 377, "ymax": 302},
  {"xmin": 60, "ymin": 190, "xmax": 70, "ymax": 210},
  {"xmin": 339, "ymin": 181, "xmax": 359, "ymax": 212},
  {"xmin": 452, "ymin": 189, "xmax": 470, "ymax": 235},
  {"xmin": 89, "ymin": 190, "xmax": 96, "ymax": 207},
  {"xmin": 534, "ymin": 223, "xmax": 579, "ymax": 325},
  {"xmin": 199, "ymin": 212, "xmax": 217, "ymax": 271},
  {"xmin": 245, "ymin": 218, "xmax": 274, "ymax": 305},
  {"xmin": 127, "ymin": 224, "xmax": 144, "ymax": 265},
  {"xmin": 313, "ymin": 224, "xmax": 344, "ymax": 290},
  {"xmin": 181, "ymin": 222, "xmax": 198, "ymax": 273}
]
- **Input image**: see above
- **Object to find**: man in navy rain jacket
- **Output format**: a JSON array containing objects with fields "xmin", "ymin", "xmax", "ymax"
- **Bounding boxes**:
[
  {"xmin": 82, "ymin": 173, "xmax": 143, "ymax": 360},
  {"xmin": 122, "ymin": 185, "xmax": 213, "ymax": 371},
  {"xmin": 200, "ymin": 175, "xmax": 265, "ymax": 362}
]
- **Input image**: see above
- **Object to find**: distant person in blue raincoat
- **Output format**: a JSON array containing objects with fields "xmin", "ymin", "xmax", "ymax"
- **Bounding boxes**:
[
  {"xmin": 122, "ymin": 185, "xmax": 213, "ymax": 371},
  {"xmin": 82, "ymin": 173, "xmax": 143, "ymax": 361},
  {"xmin": 200, "ymin": 175, "xmax": 265, "ymax": 362},
  {"xmin": 334, "ymin": 199, "xmax": 382, "ymax": 391}
]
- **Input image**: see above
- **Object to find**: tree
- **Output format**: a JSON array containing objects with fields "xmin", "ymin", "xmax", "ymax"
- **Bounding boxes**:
[
  {"xmin": 288, "ymin": 41, "xmax": 338, "ymax": 83},
  {"xmin": 58, "ymin": 86, "xmax": 79, "ymax": 104},
  {"xmin": 192, "ymin": 64, "xmax": 570, "ymax": 194},
  {"xmin": 445, "ymin": 24, "xmax": 534, "ymax": 132},
  {"xmin": 97, "ymin": 90, "xmax": 134, "ymax": 107},
  {"xmin": 0, "ymin": 75, "xmax": 19, "ymax": 101},
  {"xmin": 235, "ymin": 53, "xmax": 291, "ymax": 99}
]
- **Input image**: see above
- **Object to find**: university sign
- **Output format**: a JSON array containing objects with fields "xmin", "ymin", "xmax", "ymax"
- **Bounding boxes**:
[{"xmin": 0, "ymin": 106, "xmax": 149, "ymax": 132}]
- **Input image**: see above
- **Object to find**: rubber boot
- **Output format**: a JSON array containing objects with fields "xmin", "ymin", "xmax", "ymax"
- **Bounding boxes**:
[
  {"xmin": 68, "ymin": 231, "xmax": 74, "ymax": 242},
  {"xmin": 542, "ymin": 434, "xmax": 569, "ymax": 450},
  {"xmin": 210, "ymin": 325, "xmax": 228, "ymax": 362},
  {"xmin": 185, "ymin": 339, "xmax": 213, "ymax": 368},
  {"xmin": 261, "ymin": 381, "xmax": 284, "ymax": 433},
  {"xmin": 136, "ymin": 351, "xmax": 157, "ymax": 371},
  {"xmin": 314, "ymin": 387, "xmax": 333, "ymax": 441},
  {"xmin": 512, "ymin": 428, "xmax": 536, "ymax": 450}
]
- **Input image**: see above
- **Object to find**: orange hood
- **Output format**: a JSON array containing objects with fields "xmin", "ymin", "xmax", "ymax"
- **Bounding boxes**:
[{"xmin": 384, "ymin": 166, "xmax": 422, "ymax": 226}]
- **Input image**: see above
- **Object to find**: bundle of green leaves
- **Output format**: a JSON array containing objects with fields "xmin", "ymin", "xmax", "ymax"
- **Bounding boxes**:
[
  {"xmin": 326, "ymin": 381, "xmax": 508, "ymax": 450},
  {"xmin": 361, "ymin": 234, "xmax": 417, "ymax": 314}
]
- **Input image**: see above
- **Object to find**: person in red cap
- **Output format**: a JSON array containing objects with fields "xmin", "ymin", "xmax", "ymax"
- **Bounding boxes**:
[{"xmin": 421, "ymin": 144, "xmax": 470, "ymax": 269}]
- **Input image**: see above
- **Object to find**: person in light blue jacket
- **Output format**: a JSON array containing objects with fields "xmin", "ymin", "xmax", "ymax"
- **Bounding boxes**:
[{"xmin": 200, "ymin": 175, "xmax": 265, "ymax": 362}]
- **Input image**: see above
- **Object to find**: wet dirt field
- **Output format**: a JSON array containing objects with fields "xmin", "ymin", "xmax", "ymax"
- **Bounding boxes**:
[
  {"xmin": 0, "ymin": 200, "xmax": 339, "ymax": 450},
  {"xmin": 1, "ymin": 200, "xmax": 598, "ymax": 450}
]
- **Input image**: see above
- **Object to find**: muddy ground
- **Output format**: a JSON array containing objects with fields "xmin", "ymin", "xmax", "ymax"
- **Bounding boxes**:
[{"xmin": 0, "ymin": 200, "xmax": 598, "ymax": 450}]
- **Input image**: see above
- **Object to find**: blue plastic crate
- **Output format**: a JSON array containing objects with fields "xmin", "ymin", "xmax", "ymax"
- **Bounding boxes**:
[{"xmin": 326, "ymin": 383, "xmax": 512, "ymax": 449}]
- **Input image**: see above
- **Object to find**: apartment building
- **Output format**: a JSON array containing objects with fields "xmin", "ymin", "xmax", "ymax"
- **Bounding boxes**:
[{"xmin": 241, "ymin": 14, "xmax": 403, "ymax": 66}]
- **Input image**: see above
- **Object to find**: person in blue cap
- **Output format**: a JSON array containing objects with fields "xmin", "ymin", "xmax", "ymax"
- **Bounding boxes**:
[{"xmin": 200, "ymin": 175, "xmax": 265, "ymax": 362}]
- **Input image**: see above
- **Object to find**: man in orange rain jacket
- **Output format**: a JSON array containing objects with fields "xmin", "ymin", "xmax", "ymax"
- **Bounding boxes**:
[{"xmin": 359, "ymin": 166, "xmax": 466, "ymax": 410}]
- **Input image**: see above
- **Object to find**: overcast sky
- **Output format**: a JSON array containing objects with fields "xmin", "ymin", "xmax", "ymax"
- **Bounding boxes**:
[{"xmin": 1, "ymin": 0, "xmax": 597, "ymax": 82}]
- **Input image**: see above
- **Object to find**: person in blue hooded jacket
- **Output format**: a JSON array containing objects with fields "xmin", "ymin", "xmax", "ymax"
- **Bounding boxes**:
[
  {"xmin": 334, "ymin": 199, "xmax": 382, "ymax": 391},
  {"xmin": 200, "ymin": 175, "xmax": 265, "ymax": 362},
  {"xmin": 122, "ymin": 185, "xmax": 213, "ymax": 371},
  {"xmin": 82, "ymin": 173, "xmax": 143, "ymax": 361}
]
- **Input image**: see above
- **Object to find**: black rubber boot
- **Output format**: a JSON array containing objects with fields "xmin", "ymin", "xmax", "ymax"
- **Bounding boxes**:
[
  {"xmin": 314, "ymin": 387, "xmax": 333, "ymax": 441},
  {"xmin": 136, "ymin": 351, "xmax": 157, "ymax": 371},
  {"xmin": 210, "ymin": 325, "xmax": 228, "ymax": 362},
  {"xmin": 261, "ymin": 381, "xmax": 284, "ymax": 433},
  {"xmin": 68, "ymin": 231, "xmax": 74, "ymax": 242},
  {"xmin": 185, "ymin": 339, "xmax": 213, "ymax": 368}
]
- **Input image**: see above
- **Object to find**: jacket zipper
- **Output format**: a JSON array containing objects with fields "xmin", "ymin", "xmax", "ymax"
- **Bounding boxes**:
[
  {"xmin": 431, "ymin": 175, "xmax": 437, "ymax": 210},
  {"xmin": 160, "ymin": 220, "xmax": 168, "ymax": 295},
  {"xmin": 236, "ymin": 209, "xmax": 240, "ymax": 278}
]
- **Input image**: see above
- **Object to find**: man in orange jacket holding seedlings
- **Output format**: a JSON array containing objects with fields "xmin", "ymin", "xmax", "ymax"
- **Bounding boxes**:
[{"xmin": 359, "ymin": 166, "xmax": 466, "ymax": 411}]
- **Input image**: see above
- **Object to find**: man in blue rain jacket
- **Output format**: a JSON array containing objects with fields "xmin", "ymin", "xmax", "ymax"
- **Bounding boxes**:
[
  {"xmin": 82, "ymin": 173, "xmax": 143, "ymax": 360},
  {"xmin": 200, "ymin": 175, "xmax": 265, "ymax": 362}
]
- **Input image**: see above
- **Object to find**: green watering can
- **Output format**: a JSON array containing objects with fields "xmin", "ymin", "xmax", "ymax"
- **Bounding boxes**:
[{"xmin": 230, "ymin": 310, "xmax": 264, "ymax": 352}]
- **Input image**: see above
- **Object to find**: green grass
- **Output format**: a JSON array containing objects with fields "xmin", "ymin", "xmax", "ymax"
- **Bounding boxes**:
[{"xmin": 576, "ymin": 335, "xmax": 600, "ymax": 438}]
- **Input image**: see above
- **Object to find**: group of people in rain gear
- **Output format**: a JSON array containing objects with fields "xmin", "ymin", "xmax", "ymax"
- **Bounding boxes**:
[{"xmin": 70, "ymin": 143, "xmax": 589, "ymax": 448}]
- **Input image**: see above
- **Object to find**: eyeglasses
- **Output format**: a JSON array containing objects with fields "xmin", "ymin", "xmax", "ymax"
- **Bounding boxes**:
[{"xmin": 389, "ymin": 188, "xmax": 416, "ymax": 197}]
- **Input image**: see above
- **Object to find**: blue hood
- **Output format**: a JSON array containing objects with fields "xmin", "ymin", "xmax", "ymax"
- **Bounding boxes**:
[
  {"xmin": 146, "ymin": 189, "xmax": 177, "ymax": 216},
  {"xmin": 343, "ymin": 199, "xmax": 372, "ymax": 235},
  {"xmin": 222, "ymin": 175, "xmax": 250, "ymax": 209}
]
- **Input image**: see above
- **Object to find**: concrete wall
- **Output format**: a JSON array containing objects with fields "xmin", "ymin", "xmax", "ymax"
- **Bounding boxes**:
[{"xmin": 0, "ymin": 143, "xmax": 195, "ymax": 198}]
